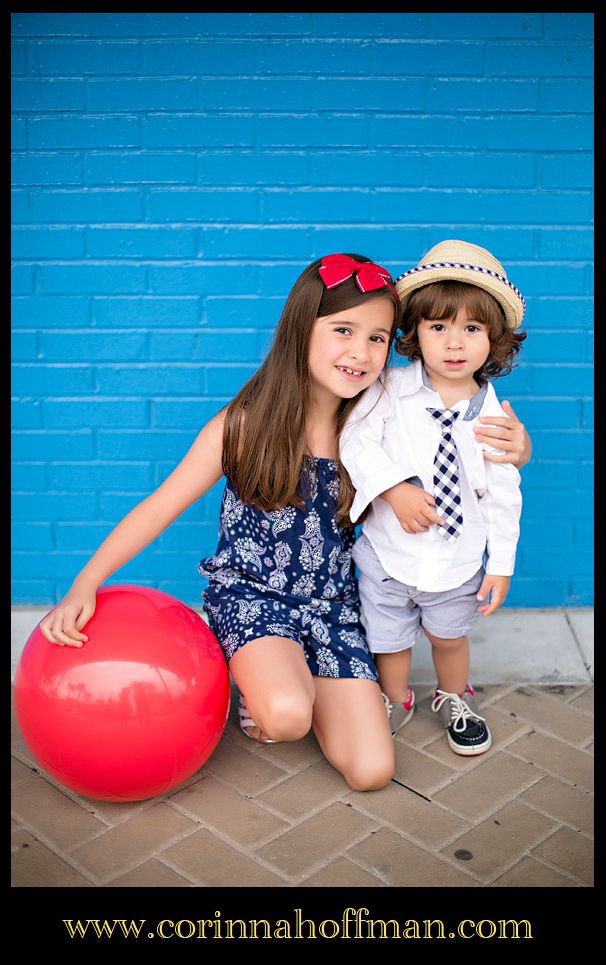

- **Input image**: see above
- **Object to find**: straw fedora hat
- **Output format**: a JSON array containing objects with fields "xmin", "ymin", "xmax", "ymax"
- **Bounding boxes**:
[{"xmin": 394, "ymin": 240, "xmax": 525, "ymax": 329}]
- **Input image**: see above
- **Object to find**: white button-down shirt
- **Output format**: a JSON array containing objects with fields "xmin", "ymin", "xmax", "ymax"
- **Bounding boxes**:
[{"xmin": 340, "ymin": 360, "xmax": 522, "ymax": 592}]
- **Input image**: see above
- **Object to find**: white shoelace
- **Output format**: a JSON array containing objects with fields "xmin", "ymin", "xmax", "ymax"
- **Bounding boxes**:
[{"xmin": 431, "ymin": 690, "xmax": 486, "ymax": 733}]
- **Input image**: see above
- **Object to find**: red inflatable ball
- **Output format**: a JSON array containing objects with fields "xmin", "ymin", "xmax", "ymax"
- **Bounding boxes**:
[{"xmin": 14, "ymin": 585, "xmax": 230, "ymax": 802}]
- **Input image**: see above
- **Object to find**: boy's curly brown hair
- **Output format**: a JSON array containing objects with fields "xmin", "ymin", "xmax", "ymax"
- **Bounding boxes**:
[{"xmin": 395, "ymin": 281, "xmax": 526, "ymax": 381}]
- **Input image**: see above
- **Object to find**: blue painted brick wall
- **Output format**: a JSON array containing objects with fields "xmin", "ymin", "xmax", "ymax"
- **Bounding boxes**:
[{"xmin": 12, "ymin": 13, "xmax": 594, "ymax": 607}]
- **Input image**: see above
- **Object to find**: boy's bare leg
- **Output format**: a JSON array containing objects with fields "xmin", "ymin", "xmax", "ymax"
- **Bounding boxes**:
[
  {"xmin": 423, "ymin": 628, "xmax": 469, "ymax": 695},
  {"xmin": 374, "ymin": 649, "xmax": 413, "ymax": 701}
]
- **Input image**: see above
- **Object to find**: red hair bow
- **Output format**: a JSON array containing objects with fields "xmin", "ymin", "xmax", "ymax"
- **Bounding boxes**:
[{"xmin": 319, "ymin": 254, "xmax": 394, "ymax": 293}]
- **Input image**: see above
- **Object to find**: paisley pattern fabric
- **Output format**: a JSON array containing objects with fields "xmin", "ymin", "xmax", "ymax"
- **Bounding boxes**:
[{"xmin": 200, "ymin": 458, "xmax": 377, "ymax": 681}]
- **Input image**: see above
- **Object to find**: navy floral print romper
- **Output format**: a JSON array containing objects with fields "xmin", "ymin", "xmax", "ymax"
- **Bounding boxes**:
[{"xmin": 199, "ymin": 457, "xmax": 378, "ymax": 681}]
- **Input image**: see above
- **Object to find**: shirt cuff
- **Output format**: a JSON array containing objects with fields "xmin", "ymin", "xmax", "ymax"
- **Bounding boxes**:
[{"xmin": 485, "ymin": 551, "xmax": 517, "ymax": 577}]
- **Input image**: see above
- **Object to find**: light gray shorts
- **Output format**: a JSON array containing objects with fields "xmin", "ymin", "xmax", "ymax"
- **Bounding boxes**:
[{"xmin": 352, "ymin": 534, "xmax": 484, "ymax": 654}]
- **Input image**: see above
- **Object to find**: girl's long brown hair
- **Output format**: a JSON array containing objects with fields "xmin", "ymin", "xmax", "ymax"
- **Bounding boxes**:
[{"xmin": 222, "ymin": 255, "xmax": 401, "ymax": 525}]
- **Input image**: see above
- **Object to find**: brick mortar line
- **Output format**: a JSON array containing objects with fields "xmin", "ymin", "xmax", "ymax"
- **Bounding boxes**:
[
  {"xmin": 565, "ymin": 682, "xmax": 594, "ymax": 706},
  {"xmin": 180, "ymin": 788, "xmax": 350, "ymax": 832},
  {"xmin": 393, "ymin": 746, "xmax": 468, "ymax": 794},
  {"xmin": 502, "ymin": 749, "xmax": 593, "ymax": 792},
  {"xmin": 225, "ymin": 735, "xmax": 327, "ymax": 775},
  {"xmin": 97, "ymin": 849, "xmax": 199, "ymax": 887},
  {"xmin": 477, "ymin": 692, "xmax": 595, "ymax": 744},
  {"xmin": 504, "ymin": 741, "xmax": 594, "ymax": 783},
  {"xmin": 11, "ymin": 816, "xmax": 104, "ymax": 886},
  {"xmin": 502, "ymin": 821, "xmax": 593, "ymax": 886},
  {"xmin": 442, "ymin": 699, "xmax": 592, "ymax": 760},
  {"xmin": 404, "ymin": 793, "xmax": 563, "ymax": 860},
  {"xmin": 150, "ymin": 817, "xmax": 298, "ymax": 886},
  {"xmin": 573, "ymin": 703, "xmax": 595, "ymax": 725},
  {"xmin": 9, "ymin": 761, "xmax": 131, "ymax": 833},
  {"xmin": 72, "ymin": 815, "xmax": 209, "ymax": 884},
  {"xmin": 301, "ymin": 851, "xmax": 388, "ymax": 887},
  {"xmin": 349, "ymin": 833, "xmax": 484, "ymax": 887},
  {"xmin": 237, "ymin": 745, "xmax": 326, "ymax": 776},
  {"xmin": 497, "ymin": 720, "xmax": 594, "ymax": 747},
  {"xmin": 67, "ymin": 797, "xmax": 158, "ymax": 832},
  {"xmin": 62, "ymin": 805, "xmax": 203, "ymax": 862},
  {"xmin": 11, "ymin": 805, "xmax": 122, "ymax": 859},
  {"xmin": 144, "ymin": 854, "xmax": 206, "ymax": 887},
  {"xmin": 398, "ymin": 705, "xmax": 536, "ymax": 758},
  {"xmin": 512, "ymin": 794, "xmax": 593, "ymax": 837},
  {"xmin": 486, "ymin": 849, "xmax": 588, "ymax": 887},
  {"xmin": 105, "ymin": 858, "xmax": 197, "ymax": 887},
  {"xmin": 59, "ymin": 793, "xmax": 179, "ymax": 842},
  {"xmin": 526, "ymin": 856, "xmax": 593, "ymax": 887},
  {"xmin": 10, "ymin": 772, "xmax": 38, "ymax": 791},
  {"xmin": 10, "ymin": 750, "xmax": 222, "ymax": 832},
  {"xmin": 246, "ymin": 801, "xmax": 386, "ymax": 860},
  {"xmin": 300, "ymin": 853, "xmax": 390, "ymax": 888},
  {"xmin": 202, "ymin": 767, "xmax": 323, "ymax": 803},
  {"xmin": 249, "ymin": 795, "xmax": 351, "ymax": 827},
  {"xmin": 88, "ymin": 821, "xmax": 228, "ymax": 887},
  {"xmin": 14, "ymin": 724, "xmax": 342, "ymax": 834},
  {"xmin": 235, "ymin": 736, "xmax": 323, "ymax": 774},
  {"xmin": 262, "ymin": 822, "xmax": 387, "ymax": 888},
  {"xmin": 473, "ymin": 683, "xmax": 520, "ymax": 706},
  {"xmin": 342, "ymin": 800, "xmax": 476, "ymax": 857},
  {"xmin": 390, "ymin": 725, "xmax": 535, "ymax": 799},
  {"xmin": 527, "ymin": 850, "xmax": 594, "ymax": 887},
  {"xmin": 433, "ymin": 767, "xmax": 546, "ymax": 829},
  {"xmin": 338, "ymin": 812, "xmax": 486, "ymax": 886},
  {"xmin": 246, "ymin": 762, "xmax": 353, "ymax": 803},
  {"xmin": 404, "ymin": 772, "xmax": 549, "ymax": 831},
  {"xmin": 175, "ymin": 755, "xmax": 292, "ymax": 801},
  {"xmin": 76, "ymin": 822, "xmax": 203, "ymax": 887},
  {"xmin": 167, "ymin": 797, "xmax": 295, "ymax": 852},
  {"xmin": 440, "ymin": 814, "xmax": 571, "ymax": 887},
  {"xmin": 508, "ymin": 682, "xmax": 595, "ymax": 715}
]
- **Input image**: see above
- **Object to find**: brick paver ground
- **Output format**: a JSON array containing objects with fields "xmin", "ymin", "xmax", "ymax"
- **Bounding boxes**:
[{"xmin": 12, "ymin": 680, "xmax": 594, "ymax": 889}]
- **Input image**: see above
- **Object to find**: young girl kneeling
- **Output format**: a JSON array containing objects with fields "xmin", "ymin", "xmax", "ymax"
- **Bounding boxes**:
[{"xmin": 40, "ymin": 254, "xmax": 401, "ymax": 792}]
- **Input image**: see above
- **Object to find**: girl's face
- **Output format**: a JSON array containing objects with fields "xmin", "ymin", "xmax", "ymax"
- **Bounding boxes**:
[
  {"xmin": 417, "ymin": 304, "xmax": 491, "ymax": 392},
  {"xmin": 307, "ymin": 297, "xmax": 394, "ymax": 408}
]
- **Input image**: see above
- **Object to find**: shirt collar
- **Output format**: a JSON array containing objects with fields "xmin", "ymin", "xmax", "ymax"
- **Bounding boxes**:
[{"xmin": 418, "ymin": 361, "xmax": 488, "ymax": 421}]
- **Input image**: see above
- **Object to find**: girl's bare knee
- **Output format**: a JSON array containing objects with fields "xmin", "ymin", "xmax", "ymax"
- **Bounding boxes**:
[
  {"xmin": 259, "ymin": 694, "xmax": 313, "ymax": 742},
  {"xmin": 343, "ymin": 757, "xmax": 395, "ymax": 792}
]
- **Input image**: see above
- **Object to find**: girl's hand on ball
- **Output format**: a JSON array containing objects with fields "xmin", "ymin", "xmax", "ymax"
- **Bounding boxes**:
[{"xmin": 39, "ymin": 589, "xmax": 96, "ymax": 647}]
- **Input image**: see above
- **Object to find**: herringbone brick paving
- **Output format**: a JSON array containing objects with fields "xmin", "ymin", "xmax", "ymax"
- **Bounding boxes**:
[{"xmin": 11, "ymin": 680, "xmax": 594, "ymax": 888}]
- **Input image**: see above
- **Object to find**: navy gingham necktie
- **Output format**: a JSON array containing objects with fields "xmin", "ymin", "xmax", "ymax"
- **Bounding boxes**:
[{"xmin": 426, "ymin": 408, "xmax": 463, "ymax": 541}]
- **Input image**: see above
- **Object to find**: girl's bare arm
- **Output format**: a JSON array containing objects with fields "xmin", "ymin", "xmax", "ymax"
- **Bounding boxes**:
[{"xmin": 40, "ymin": 410, "xmax": 226, "ymax": 646}]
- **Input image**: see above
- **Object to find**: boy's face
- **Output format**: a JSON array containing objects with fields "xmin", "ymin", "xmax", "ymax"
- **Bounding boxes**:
[{"xmin": 417, "ymin": 304, "xmax": 491, "ymax": 391}]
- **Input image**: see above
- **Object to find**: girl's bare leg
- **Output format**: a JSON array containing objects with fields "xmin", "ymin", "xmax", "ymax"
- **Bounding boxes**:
[
  {"xmin": 312, "ymin": 678, "xmax": 394, "ymax": 791},
  {"xmin": 229, "ymin": 635, "xmax": 316, "ymax": 742}
]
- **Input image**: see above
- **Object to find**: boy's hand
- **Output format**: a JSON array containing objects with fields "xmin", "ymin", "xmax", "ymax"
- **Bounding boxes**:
[
  {"xmin": 39, "ymin": 585, "xmax": 97, "ymax": 647},
  {"xmin": 476, "ymin": 574, "xmax": 510, "ymax": 617},
  {"xmin": 380, "ymin": 481, "xmax": 445, "ymax": 534}
]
